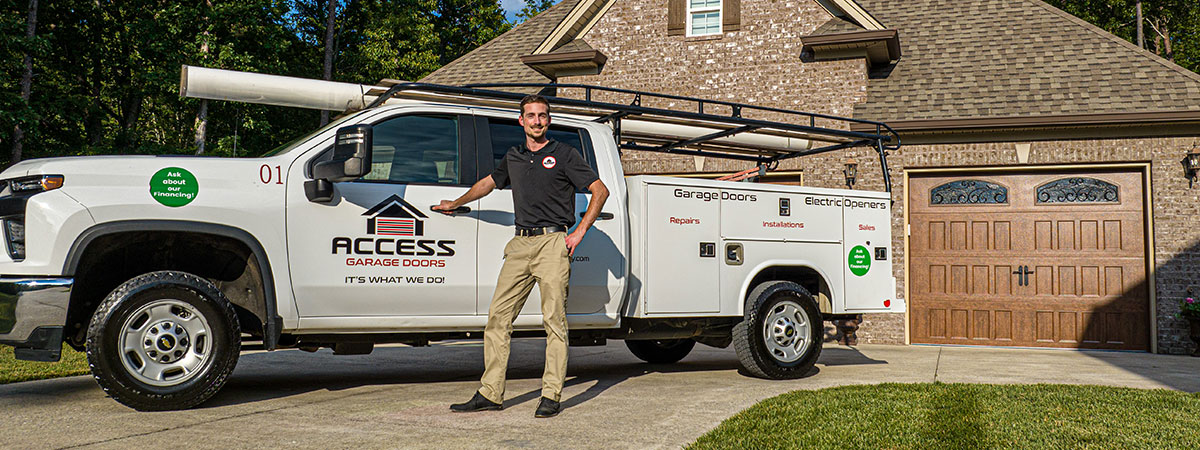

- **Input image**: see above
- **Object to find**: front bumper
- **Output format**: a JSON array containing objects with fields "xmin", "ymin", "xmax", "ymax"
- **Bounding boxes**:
[{"xmin": 0, "ymin": 277, "xmax": 72, "ymax": 361}]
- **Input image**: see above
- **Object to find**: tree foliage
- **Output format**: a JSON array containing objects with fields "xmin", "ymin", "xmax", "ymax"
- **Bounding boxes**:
[
  {"xmin": 0, "ymin": 0, "xmax": 511, "ymax": 167},
  {"xmin": 516, "ymin": 0, "xmax": 555, "ymax": 24}
]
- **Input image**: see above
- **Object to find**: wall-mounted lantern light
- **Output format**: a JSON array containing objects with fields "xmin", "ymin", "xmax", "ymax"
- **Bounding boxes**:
[
  {"xmin": 844, "ymin": 159, "xmax": 858, "ymax": 189},
  {"xmin": 1183, "ymin": 145, "xmax": 1200, "ymax": 187}
]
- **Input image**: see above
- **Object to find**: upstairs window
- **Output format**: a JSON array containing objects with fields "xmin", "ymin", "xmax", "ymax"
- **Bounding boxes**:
[
  {"xmin": 668, "ymin": 0, "xmax": 738, "ymax": 36},
  {"xmin": 688, "ymin": 0, "xmax": 722, "ymax": 36}
]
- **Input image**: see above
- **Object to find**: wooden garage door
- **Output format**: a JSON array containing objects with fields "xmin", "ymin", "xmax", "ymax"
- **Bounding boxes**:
[{"xmin": 908, "ymin": 169, "xmax": 1149, "ymax": 350}]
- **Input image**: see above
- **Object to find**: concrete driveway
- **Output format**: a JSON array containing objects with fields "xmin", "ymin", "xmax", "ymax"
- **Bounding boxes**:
[{"xmin": 2, "ymin": 340, "xmax": 1198, "ymax": 449}]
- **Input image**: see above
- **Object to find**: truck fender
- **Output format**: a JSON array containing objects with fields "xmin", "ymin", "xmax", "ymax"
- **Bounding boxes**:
[
  {"xmin": 63, "ymin": 220, "xmax": 281, "ymax": 350},
  {"xmin": 738, "ymin": 259, "xmax": 840, "ymax": 316}
]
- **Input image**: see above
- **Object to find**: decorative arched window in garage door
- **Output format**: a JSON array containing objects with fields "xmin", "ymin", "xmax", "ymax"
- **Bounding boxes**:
[
  {"xmin": 929, "ymin": 180, "xmax": 1008, "ymax": 205},
  {"xmin": 1035, "ymin": 177, "xmax": 1119, "ymax": 203}
]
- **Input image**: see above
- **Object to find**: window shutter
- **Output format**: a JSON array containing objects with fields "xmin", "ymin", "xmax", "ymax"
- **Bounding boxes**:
[
  {"xmin": 668, "ymin": 0, "xmax": 685, "ymax": 36},
  {"xmin": 722, "ymin": 0, "xmax": 740, "ymax": 32}
]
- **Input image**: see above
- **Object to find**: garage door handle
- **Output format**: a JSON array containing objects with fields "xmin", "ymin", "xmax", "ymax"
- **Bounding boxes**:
[
  {"xmin": 1012, "ymin": 265, "xmax": 1033, "ymax": 286},
  {"xmin": 580, "ymin": 212, "xmax": 615, "ymax": 220}
]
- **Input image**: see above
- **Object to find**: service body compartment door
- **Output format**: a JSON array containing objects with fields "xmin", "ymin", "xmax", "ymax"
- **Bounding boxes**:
[
  {"xmin": 842, "ymin": 196, "xmax": 893, "ymax": 311},
  {"xmin": 644, "ymin": 183, "xmax": 721, "ymax": 314},
  {"xmin": 720, "ymin": 189, "xmax": 845, "ymax": 315}
]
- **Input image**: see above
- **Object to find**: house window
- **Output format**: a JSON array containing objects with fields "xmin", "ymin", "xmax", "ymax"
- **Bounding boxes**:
[{"xmin": 687, "ymin": 0, "xmax": 721, "ymax": 36}]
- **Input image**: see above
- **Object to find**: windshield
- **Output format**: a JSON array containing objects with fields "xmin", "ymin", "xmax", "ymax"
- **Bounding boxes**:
[{"xmin": 258, "ymin": 112, "xmax": 362, "ymax": 157}]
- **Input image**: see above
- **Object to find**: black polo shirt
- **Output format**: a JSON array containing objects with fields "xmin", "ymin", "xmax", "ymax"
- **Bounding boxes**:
[{"xmin": 491, "ymin": 139, "xmax": 599, "ymax": 229}]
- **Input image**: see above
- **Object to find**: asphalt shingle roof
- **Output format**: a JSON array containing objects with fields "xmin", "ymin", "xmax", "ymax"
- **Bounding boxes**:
[
  {"xmin": 850, "ymin": 0, "xmax": 1200, "ymax": 122},
  {"xmin": 421, "ymin": 0, "xmax": 584, "ymax": 86}
]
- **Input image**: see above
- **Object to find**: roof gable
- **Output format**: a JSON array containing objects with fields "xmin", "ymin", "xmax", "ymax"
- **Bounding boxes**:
[
  {"xmin": 534, "ymin": 0, "xmax": 620, "ymax": 55},
  {"xmin": 813, "ymin": 0, "xmax": 885, "ymax": 31}
]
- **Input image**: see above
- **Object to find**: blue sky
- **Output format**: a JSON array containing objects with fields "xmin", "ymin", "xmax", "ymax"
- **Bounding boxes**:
[{"xmin": 501, "ymin": 0, "xmax": 527, "ymax": 21}]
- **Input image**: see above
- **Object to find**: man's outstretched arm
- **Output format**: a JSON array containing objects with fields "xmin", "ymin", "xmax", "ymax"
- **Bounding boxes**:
[
  {"xmin": 434, "ymin": 175, "xmax": 498, "ymax": 214},
  {"xmin": 565, "ymin": 179, "xmax": 609, "ymax": 255}
]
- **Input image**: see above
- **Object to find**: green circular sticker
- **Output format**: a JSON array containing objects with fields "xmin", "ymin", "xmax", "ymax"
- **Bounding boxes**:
[
  {"xmin": 848, "ymin": 245, "xmax": 871, "ymax": 277},
  {"xmin": 150, "ymin": 167, "xmax": 198, "ymax": 207}
]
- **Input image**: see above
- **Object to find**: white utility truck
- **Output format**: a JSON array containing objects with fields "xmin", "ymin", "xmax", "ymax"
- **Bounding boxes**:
[{"xmin": 0, "ymin": 66, "xmax": 901, "ymax": 410}]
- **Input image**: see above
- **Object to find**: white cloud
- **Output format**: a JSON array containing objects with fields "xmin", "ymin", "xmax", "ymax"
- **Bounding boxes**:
[{"xmin": 501, "ymin": 0, "xmax": 527, "ymax": 21}]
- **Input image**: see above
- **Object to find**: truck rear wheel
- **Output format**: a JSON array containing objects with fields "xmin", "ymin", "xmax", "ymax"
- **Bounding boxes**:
[
  {"xmin": 733, "ymin": 281, "xmax": 822, "ymax": 379},
  {"xmin": 86, "ymin": 271, "xmax": 240, "ymax": 411},
  {"xmin": 625, "ymin": 339, "xmax": 696, "ymax": 364}
]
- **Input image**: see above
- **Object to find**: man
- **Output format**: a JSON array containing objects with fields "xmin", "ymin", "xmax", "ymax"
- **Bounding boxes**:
[{"xmin": 435, "ymin": 95, "xmax": 609, "ymax": 418}]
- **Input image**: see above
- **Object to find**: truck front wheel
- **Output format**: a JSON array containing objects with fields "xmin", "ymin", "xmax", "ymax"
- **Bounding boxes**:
[
  {"xmin": 733, "ymin": 281, "xmax": 822, "ymax": 379},
  {"xmin": 86, "ymin": 271, "xmax": 240, "ymax": 411},
  {"xmin": 625, "ymin": 339, "xmax": 696, "ymax": 364}
]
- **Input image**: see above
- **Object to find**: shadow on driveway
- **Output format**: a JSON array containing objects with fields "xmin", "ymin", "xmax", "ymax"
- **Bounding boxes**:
[{"xmin": 201, "ymin": 339, "xmax": 776, "ymax": 409}]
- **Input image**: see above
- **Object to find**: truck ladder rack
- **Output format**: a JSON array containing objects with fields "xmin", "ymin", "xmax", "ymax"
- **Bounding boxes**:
[{"xmin": 365, "ymin": 82, "xmax": 900, "ymax": 193}]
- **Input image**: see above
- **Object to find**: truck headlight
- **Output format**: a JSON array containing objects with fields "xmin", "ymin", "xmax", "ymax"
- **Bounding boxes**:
[
  {"xmin": 8, "ymin": 175, "xmax": 64, "ymax": 194},
  {"xmin": 4, "ymin": 216, "xmax": 24, "ymax": 260}
]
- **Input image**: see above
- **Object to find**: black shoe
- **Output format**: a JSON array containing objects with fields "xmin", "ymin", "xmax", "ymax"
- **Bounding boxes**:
[
  {"xmin": 450, "ymin": 392, "xmax": 503, "ymax": 412},
  {"xmin": 534, "ymin": 397, "xmax": 561, "ymax": 418}
]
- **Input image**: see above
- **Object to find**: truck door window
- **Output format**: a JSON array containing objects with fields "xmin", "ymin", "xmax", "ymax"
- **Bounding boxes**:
[
  {"xmin": 485, "ymin": 119, "xmax": 597, "ymax": 190},
  {"xmin": 362, "ymin": 114, "xmax": 461, "ymax": 185}
]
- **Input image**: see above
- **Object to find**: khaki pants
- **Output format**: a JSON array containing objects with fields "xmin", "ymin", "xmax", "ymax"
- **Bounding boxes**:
[{"xmin": 479, "ymin": 232, "xmax": 570, "ymax": 403}]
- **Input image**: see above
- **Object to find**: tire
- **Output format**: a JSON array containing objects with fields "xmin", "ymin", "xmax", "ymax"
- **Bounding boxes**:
[
  {"xmin": 733, "ymin": 281, "xmax": 822, "ymax": 379},
  {"xmin": 86, "ymin": 271, "xmax": 240, "ymax": 411},
  {"xmin": 625, "ymin": 339, "xmax": 696, "ymax": 364}
]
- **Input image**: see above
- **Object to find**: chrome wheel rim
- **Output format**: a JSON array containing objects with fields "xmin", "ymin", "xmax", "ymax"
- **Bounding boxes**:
[
  {"xmin": 119, "ymin": 299, "xmax": 214, "ymax": 387},
  {"xmin": 762, "ymin": 299, "xmax": 811, "ymax": 363}
]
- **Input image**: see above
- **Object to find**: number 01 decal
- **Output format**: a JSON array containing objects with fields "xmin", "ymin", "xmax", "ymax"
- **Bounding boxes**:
[{"xmin": 260, "ymin": 164, "xmax": 284, "ymax": 185}]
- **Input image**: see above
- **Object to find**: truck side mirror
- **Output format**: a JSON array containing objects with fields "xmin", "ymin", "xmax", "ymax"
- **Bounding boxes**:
[{"xmin": 306, "ymin": 124, "xmax": 374, "ymax": 202}]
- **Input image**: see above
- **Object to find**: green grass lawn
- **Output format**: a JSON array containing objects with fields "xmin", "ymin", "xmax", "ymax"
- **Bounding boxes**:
[
  {"xmin": 0, "ymin": 344, "xmax": 90, "ymax": 384},
  {"xmin": 690, "ymin": 383, "xmax": 1200, "ymax": 450}
]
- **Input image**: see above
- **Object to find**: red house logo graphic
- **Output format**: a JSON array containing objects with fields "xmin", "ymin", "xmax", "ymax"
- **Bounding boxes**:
[{"xmin": 363, "ymin": 194, "xmax": 427, "ymax": 237}]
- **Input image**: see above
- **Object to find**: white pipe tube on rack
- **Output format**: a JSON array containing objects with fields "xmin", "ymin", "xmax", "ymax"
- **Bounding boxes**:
[
  {"xmin": 618, "ymin": 119, "xmax": 814, "ymax": 152},
  {"xmin": 180, "ymin": 65, "xmax": 385, "ymax": 112},
  {"xmin": 179, "ymin": 65, "xmax": 816, "ymax": 153}
]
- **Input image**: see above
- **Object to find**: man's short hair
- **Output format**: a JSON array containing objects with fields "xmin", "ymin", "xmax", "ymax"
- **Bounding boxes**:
[{"xmin": 519, "ymin": 94, "xmax": 551, "ymax": 115}]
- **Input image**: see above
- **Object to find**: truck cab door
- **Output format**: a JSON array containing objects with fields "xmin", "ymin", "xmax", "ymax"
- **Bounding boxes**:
[
  {"xmin": 286, "ymin": 110, "xmax": 480, "ymax": 321},
  {"xmin": 473, "ymin": 114, "xmax": 625, "ymax": 322}
]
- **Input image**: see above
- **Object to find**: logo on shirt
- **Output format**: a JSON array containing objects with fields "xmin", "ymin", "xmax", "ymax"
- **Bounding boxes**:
[{"xmin": 542, "ymin": 156, "xmax": 556, "ymax": 169}]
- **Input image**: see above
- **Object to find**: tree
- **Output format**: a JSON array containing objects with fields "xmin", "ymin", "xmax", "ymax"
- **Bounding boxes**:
[
  {"xmin": 432, "ymin": 0, "xmax": 511, "ymax": 66},
  {"xmin": 335, "ymin": 0, "xmax": 440, "ymax": 84},
  {"xmin": 1045, "ymin": 0, "xmax": 1200, "ymax": 72},
  {"xmin": 0, "ymin": 0, "xmax": 518, "ymax": 168},
  {"xmin": 10, "ymin": 0, "xmax": 38, "ymax": 165},
  {"xmin": 516, "ymin": 0, "xmax": 554, "ymax": 22},
  {"xmin": 320, "ymin": 0, "xmax": 339, "ymax": 126},
  {"xmin": 194, "ymin": 0, "xmax": 213, "ymax": 155}
]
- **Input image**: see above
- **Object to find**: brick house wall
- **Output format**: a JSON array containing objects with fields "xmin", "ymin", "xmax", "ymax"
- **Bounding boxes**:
[
  {"xmin": 565, "ymin": 0, "xmax": 868, "ymax": 179},
  {"xmin": 559, "ymin": 0, "xmax": 1200, "ymax": 353}
]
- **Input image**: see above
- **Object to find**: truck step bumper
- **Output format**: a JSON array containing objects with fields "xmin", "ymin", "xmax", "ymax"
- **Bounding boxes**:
[{"xmin": 0, "ymin": 278, "xmax": 72, "ymax": 362}]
